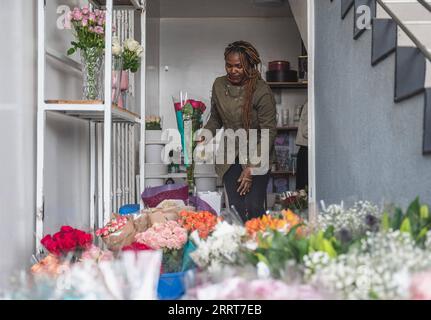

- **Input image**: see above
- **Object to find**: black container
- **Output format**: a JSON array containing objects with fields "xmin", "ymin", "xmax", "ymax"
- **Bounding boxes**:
[{"xmin": 266, "ymin": 70, "xmax": 298, "ymax": 82}]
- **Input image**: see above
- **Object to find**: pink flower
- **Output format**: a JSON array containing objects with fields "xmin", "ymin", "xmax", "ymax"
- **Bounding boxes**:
[
  {"xmin": 72, "ymin": 9, "xmax": 83, "ymax": 21},
  {"xmin": 410, "ymin": 272, "xmax": 431, "ymax": 300},
  {"xmin": 89, "ymin": 13, "xmax": 96, "ymax": 22},
  {"xmin": 81, "ymin": 6, "xmax": 89, "ymax": 15},
  {"xmin": 81, "ymin": 18, "xmax": 88, "ymax": 27},
  {"xmin": 98, "ymin": 18, "xmax": 105, "ymax": 26},
  {"xmin": 174, "ymin": 102, "xmax": 182, "ymax": 111},
  {"xmin": 94, "ymin": 26, "xmax": 104, "ymax": 34},
  {"xmin": 94, "ymin": 9, "xmax": 101, "ymax": 17}
]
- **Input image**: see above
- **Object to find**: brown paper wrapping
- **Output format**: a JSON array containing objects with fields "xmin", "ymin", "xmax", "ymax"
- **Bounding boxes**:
[{"xmin": 101, "ymin": 220, "xmax": 136, "ymax": 251}]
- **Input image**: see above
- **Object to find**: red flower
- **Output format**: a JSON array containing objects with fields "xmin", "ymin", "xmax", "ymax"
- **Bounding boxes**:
[
  {"xmin": 40, "ymin": 226, "xmax": 93, "ymax": 256},
  {"xmin": 41, "ymin": 235, "xmax": 61, "ymax": 256},
  {"xmin": 122, "ymin": 242, "xmax": 152, "ymax": 252},
  {"xmin": 60, "ymin": 226, "xmax": 74, "ymax": 233},
  {"xmin": 75, "ymin": 230, "xmax": 93, "ymax": 248},
  {"xmin": 174, "ymin": 102, "xmax": 182, "ymax": 111}
]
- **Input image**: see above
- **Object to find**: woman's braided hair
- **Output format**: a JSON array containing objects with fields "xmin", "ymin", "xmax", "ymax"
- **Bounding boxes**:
[{"xmin": 224, "ymin": 41, "xmax": 262, "ymax": 130}]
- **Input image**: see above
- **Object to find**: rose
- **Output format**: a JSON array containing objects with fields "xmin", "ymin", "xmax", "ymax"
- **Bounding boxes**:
[
  {"xmin": 60, "ymin": 226, "xmax": 74, "ymax": 233},
  {"xmin": 81, "ymin": 6, "xmax": 89, "ymax": 15},
  {"xmin": 124, "ymin": 38, "xmax": 140, "ymax": 52},
  {"xmin": 94, "ymin": 26, "xmax": 104, "ymax": 35}
]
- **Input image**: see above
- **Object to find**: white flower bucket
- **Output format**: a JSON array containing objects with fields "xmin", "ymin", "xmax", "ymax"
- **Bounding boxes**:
[
  {"xmin": 145, "ymin": 144, "xmax": 164, "ymax": 163},
  {"xmin": 145, "ymin": 178, "xmax": 165, "ymax": 188},
  {"xmin": 145, "ymin": 130, "xmax": 162, "ymax": 142},
  {"xmin": 194, "ymin": 164, "xmax": 216, "ymax": 175},
  {"xmin": 195, "ymin": 176, "xmax": 217, "ymax": 192},
  {"xmin": 145, "ymin": 163, "xmax": 168, "ymax": 176}
]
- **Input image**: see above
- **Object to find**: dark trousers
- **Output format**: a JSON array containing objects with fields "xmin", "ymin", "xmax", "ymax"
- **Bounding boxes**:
[
  {"xmin": 296, "ymin": 146, "xmax": 308, "ymax": 190},
  {"xmin": 223, "ymin": 163, "xmax": 269, "ymax": 222}
]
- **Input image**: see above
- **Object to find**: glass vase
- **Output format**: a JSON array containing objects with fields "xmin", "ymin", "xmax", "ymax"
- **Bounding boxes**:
[
  {"xmin": 112, "ymin": 56, "xmax": 123, "ymax": 107},
  {"xmin": 162, "ymin": 248, "xmax": 184, "ymax": 274},
  {"xmin": 80, "ymin": 47, "xmax": 104, "ymax": 100}
]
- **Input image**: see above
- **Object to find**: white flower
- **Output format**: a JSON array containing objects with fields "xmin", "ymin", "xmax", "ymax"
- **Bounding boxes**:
[
  {"xmin": 136, "ymin": 46, "xmax": 144, "ymax": 57},
  {"xmin": 124, "ymin": 38, "xmax": 140, "ymax": 52},
  {"xmin": 112, "ymin": 36, "xmax": 122, "ymax": 56},
  {"xmin": 256, "ymin": 262, "xmax": 271, "ymax": 279}
]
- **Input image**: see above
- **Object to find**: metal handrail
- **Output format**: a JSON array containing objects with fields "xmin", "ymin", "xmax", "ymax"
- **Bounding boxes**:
[
  {"xmin": 417, "ymin": 0, "xmax": 431, "ymax": 12},
  {"xmin": 376, "ymin": 0, "xmax": 431, "ymax": 61}
]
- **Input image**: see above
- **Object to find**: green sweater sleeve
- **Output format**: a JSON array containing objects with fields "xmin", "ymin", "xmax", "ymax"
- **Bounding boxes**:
[{"xmin": 247, "ymin": 88, "xmax": 277, "ymax": 174}]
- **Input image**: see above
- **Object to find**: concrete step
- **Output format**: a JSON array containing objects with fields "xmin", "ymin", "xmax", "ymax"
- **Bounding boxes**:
[
  {"xmin": 377, "ymin": 0, "xmax": 431, "ymax": 21},
  {"xmin": 397, "ymin": 22, "xmax": 431, "ymax": 87}
]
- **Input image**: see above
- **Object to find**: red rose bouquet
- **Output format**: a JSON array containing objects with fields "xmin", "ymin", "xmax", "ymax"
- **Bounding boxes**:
[{"xmin": 40, "ymin": 226, "xmax": 93, "ymax": 257}]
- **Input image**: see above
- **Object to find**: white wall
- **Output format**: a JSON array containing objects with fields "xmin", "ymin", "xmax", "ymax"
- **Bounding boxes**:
[
  {"xmin": 0, "ymin": 0, "xmax": 37, "ymax": 289},
  {"xmin": 288, "ymin": 0, "xmax": 308, "ymax": 50},
  {"xmin": 0, "ymin": 0, "xmax": 90, "ymax": 289},
  {"xmin": 159, "ymin": 17, "xmax": 303, "ymax": 130},
  {"xmin": 44, "ymin": 0, "xmax": 91, "ymax": 235}
]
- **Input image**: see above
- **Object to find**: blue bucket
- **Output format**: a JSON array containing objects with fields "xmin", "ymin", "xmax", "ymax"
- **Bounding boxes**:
[
  {"xmin": 119, "ymin": 204, "xmax": 140, "ymax": 215},
  {"xmin": 157, "ymin": 271, "xmax": 186, "ymax": 300}
]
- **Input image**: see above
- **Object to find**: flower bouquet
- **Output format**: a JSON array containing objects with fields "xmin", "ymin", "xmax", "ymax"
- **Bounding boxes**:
[
  {"xmin": 245, "ymin": 210, "xmax": 303, "ymax": 237},
  {"xmin": 40, "ymin": 226, "xmax": 93, "ymax": 260},
  {"xmin": 190, "ymin": 221, "xmax": 246, "ymax": 273},
  {"xmin": 96, "ymin": 216, "xmax": 136, "ymax": 251},
  {"xmin": 178, "ymin": 210, "xmax": 219, "ymax": 240},
  {"xmin": 135, "ymin": 221, "xmax": 188, "ymax": 274},
  {"xmin": 173, "ymin": 93, "xmax": 207, "ymax": 193},
  {"xmin": 145, "ymin": 115, "xmax": 162, "ymax": 130},
  {"xmin": 112, "ymin": 37, "xmax": 144, "ymax": 108},
  {"xmin": 65, "ymin": 6, "xmax": 106, "ymax": 100}
]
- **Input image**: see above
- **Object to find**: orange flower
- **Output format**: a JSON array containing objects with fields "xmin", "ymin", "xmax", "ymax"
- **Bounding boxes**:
[
  {"xmin": 178, "ymin": 210, "xmax": 219, "ymax": 239},
  {"xmin": 245, "ymin": 211, "xmax": 303, "ymax": 237}
]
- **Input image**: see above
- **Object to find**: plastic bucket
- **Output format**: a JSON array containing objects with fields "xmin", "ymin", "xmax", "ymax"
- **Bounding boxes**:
[{"xmin": 157, "ymin": 271, "xmax": 186, "ymax": 300}]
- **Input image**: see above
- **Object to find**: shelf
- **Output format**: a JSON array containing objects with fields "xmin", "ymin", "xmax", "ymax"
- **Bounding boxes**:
[
  {"xmin": 270, "ymin": 171, "xmax": 296, "ymax": 177},
  {"xmin": 276, "ymin": 126, "xmax": 298, "ymax": 132},
  {"xmin": 89, "ymin": 0, "xmax": 143, "ymax": 9},
  {"xmin": 44, "ymin": 100, "xmax": 140, "ymax": 123},
  {"xmin": 145, "ymin": 173, "xmax": 218, "ymax": 179},
  {"xmin": 268, "ymin": 82, "xmax": 308, "ymax": 89}
]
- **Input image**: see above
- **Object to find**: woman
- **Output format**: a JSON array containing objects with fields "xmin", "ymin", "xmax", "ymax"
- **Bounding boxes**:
[
  {"xmin": 201, "ymin": 41, "xmax": 277, "ymax": 222},
  {"xmin": 295, "ymin": 102, "xmax": 308, "ymax": 190}
]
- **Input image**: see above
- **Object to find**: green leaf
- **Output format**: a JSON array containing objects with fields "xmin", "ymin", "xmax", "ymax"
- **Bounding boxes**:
[
  {"xmin": 322, "ymin": 239, "xmax": 337, "ymax": 258},
  {"xmin": 400, "ymin": 217, "xmax": 411, "ymax": 234},
  {"xmin": 420, "ymin": 205, "xmax": 430, "ymax": 220},
  {"xmin": 255, "ymin": 253, "xmax": 270, "ymax": 266},
  {"xmin": 381, "ymin": 212, "xmax": 390, "ymax": 231},
  {"xmin": 67, "ymin": 47, "xmax": 76, "ymax": 56},
  {"xmin": 391, "ymin": 208, "xmax": 403, "ymax": 230},
  {"xmin": 369, "ymin": 290, "xmax": 379, "ymax": 300},
  {"xmin": 407, "ymin": 197, "xmax": 421, "ymax": 219},
  {"xmin": 416, "ymin": 227, "xmax": 428, "ymax": 242}
]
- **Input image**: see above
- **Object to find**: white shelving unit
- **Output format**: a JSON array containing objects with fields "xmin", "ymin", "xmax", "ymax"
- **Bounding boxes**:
[{"xmin": 36, "ymin": 0, "xmax": 147, "ymax": 254}]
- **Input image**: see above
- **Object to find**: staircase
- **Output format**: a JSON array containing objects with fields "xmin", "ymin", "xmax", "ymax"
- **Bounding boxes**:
[{"xmin": 336, "ymin": 0, "xmax": 431, "ymax": 154}]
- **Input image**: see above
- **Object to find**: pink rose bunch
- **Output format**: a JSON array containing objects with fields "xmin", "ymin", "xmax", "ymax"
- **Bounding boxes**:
[
  {"xmin": 67, "ymin": 6, "xmax": 106, "ymax": 31},
  {"xmin": 174, "ymin": 99, "xmax": 206, "ymax": 113},
  {"xmin": 135, "ymin": 221, "xmax": 187, "ymax": 250}
]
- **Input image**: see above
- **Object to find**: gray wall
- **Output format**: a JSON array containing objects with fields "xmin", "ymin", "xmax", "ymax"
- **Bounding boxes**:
[{"xmin": 314, "ymin": 0, "xmax": 431, "ymax": 207}]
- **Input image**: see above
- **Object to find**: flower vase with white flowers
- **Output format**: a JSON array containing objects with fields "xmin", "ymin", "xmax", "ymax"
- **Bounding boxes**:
[{"xmin": 111, "ymin": 37, "xmax": 144, "ymax": 109}]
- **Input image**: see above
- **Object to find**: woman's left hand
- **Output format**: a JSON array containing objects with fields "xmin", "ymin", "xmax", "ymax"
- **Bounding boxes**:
[{"xmin": 237, "ymin": 167, "xmax": 252, "ymax": 196}]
